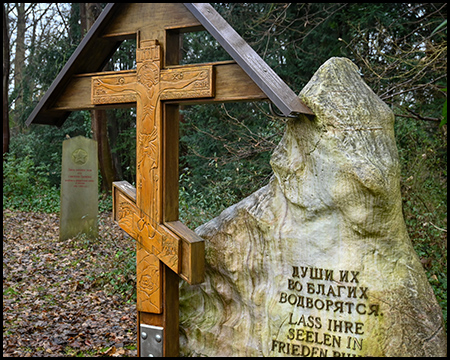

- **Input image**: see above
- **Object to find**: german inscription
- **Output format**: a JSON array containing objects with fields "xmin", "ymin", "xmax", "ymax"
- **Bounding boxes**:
[{"xmin": 271, "ymin": 266, "xmax": 381, "ymax": 357}]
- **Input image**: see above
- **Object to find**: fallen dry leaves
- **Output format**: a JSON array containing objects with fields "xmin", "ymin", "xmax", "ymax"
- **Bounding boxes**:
[{"xmin": 3, "ymin": 210, "xmax": 137, "ymax": 357}]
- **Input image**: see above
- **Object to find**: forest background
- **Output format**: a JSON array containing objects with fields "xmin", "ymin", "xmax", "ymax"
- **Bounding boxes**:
[{"xmin": 3, "ymin": 2, "xmax": 447, "ymax": 339}]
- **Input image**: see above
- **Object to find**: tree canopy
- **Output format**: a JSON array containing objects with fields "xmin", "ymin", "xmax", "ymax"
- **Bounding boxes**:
[{"xmin": 3, "ymin": 2, "xmax": 447, "ymax": 220}]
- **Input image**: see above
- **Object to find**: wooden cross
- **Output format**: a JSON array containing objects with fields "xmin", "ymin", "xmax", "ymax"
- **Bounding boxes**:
[{"xmin": 91, "ymin": 39, "xmax": 209, "ymax": 356}]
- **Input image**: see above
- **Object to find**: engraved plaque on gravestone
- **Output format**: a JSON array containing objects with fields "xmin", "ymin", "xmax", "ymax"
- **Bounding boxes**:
[{"xmin": 60, "ymin": 136, "xmax": 98, "ymax": 241}]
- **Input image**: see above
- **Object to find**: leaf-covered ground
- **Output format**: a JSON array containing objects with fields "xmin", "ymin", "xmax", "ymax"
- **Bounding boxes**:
[{"xmin": 3, "ymin": 210, "xmax": 138, "ymax": 357}]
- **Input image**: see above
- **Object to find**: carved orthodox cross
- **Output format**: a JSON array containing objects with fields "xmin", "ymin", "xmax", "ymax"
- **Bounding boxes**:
[{"xmin": 91, "ymin": 39, "xmax": 209, "ymax": 356}]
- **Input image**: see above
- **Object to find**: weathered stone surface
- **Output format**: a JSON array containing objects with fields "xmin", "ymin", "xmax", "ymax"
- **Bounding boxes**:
[
  {"xmin": 60, "ymin": 136, "xmax": 98, "ymax": 241},
  {"xmin": 179, "ymin": 58, "xmax": 446, "ymax": 356}
]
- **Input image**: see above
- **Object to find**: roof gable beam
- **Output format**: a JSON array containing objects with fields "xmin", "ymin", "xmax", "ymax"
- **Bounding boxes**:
[{"xmin": 183, "ymin": 3, "xmax": 313, "ymax": 116}]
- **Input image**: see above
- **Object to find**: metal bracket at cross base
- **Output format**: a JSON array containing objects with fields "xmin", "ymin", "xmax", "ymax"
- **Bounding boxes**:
[{"xmin": 140, "ymin": 324, "xmax": 164, "ymax": 357}]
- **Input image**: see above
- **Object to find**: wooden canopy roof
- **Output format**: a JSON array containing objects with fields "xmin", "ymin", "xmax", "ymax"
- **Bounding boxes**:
[{"xmin": 26, "ymin": 3, "xmax": 312, "ymax": 127}]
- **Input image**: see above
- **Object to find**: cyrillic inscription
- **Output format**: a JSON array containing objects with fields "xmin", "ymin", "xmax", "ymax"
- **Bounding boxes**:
[{"xmin": 271, "ymin": 266, "xmax": 382, "ymax": 357}]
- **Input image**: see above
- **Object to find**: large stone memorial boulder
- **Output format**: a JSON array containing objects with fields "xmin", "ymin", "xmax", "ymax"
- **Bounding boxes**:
[{"xmin": 179, "ymin": 57, "xmax": 446, "ymax": 357}]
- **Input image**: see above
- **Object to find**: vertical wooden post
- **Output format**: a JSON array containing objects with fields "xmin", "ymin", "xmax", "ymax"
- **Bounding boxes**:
[{"xmin": 138, "ymin": 266, "xmax": 179, "ymax": 357}]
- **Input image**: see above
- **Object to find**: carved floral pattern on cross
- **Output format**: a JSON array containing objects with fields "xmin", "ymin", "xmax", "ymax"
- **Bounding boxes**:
[{"xmin": 93, "ymin": 40, "xmax": 213, "ymax": 313}]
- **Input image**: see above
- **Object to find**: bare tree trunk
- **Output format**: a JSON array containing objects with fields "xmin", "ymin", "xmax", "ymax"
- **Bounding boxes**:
[
  {"xmin": 13, "ymin": 3, "xmax": 25, "ymax": 127},
  {"xmin": 81, "ymin": 3, "xmax": 116, "ymax": 193},
  {"xmin": 3, "ymin": 3, "xmax": 10, "ymax": 155},
  {"xmin": 79, "ymin": 3, "xmax": 87, "ymax": 37},
  {"xmin": 106, "ymin": 109, "xmax": 123, "ymax": 180},
  {"xmin": 92, "ymin": 110, "xmax": 116, "ymax": 192}
]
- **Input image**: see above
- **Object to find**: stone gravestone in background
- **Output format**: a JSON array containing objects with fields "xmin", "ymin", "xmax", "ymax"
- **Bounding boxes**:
[
  {"xmin": 179, "ymin": 57, "xmax": 447, "ymax": 357},
  {"xmin": 60, "ymin": 135, "xmax": 98, "ymax": 241}
]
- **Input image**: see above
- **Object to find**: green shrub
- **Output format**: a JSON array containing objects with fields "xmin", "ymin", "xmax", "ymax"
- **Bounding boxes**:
[{"xmin": 3, "ymin": 151, "xmax": 60, "ymax": 213}]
